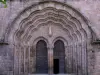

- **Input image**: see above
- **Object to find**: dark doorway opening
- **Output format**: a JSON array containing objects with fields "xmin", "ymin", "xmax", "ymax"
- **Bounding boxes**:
[
  {"xmin": 53, "ymin": 59, "xmax": 59, "ymax": 74},
  {"xmin": 54, "ymin": 40, "xmax": 65, "ymax": 73},
  {"xmin": 36, "ymin": 40, "xmax": 48, "ymax": 74}
]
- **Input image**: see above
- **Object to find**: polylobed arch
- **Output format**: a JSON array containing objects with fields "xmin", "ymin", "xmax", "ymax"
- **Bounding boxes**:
[
  {"xmin": 3, "ymin": 1, "xmax": 96, "ymax": 75},
  {"xmin": 5, "ymin": 1, "xmax": 92, "ymax": 44}
]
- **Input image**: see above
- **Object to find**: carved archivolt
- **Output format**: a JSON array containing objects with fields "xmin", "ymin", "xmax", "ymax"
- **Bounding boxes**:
[
  {"xmin": 5, "ymin": 1, "xmax": 94, "ymax": 75},
  {"xmin": 5, "ymin": 1, "xmax": 92, "ymax": 45}
]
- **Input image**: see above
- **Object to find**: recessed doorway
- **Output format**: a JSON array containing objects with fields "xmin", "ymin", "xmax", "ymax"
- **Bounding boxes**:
[
  {"xmin": 53, "ymin": 59, "xmax": 59, "ymax": 74},
  {"xmin": 54, "ymin": 40, "xmax": 65, "ymax": 74},
  {"xmin": 36, "ymin": 40, "xmax": 48, "ymax": 73}
]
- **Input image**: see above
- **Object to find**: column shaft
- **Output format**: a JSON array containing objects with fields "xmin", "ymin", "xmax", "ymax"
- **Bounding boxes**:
[{"xmin": 48, "ymin": 48, "xmax": 53, "ymax": 74}]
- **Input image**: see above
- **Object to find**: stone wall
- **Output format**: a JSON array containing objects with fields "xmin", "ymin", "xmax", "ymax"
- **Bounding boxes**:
[
  {"xmin": 0, "ymin": 0, "xmax": 100, "ymax": 75},
  {"xmin": 0, "ymin": 44, "xmax": 13, "ymax": 75}
]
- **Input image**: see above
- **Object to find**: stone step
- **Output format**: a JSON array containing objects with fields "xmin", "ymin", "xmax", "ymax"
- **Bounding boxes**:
[{"xmin": 28, "ymin": 74, "xmax": 75, "ymax": 75}]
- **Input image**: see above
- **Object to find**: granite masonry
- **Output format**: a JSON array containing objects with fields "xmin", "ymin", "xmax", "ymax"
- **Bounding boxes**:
[{"xmin": 0, "ymin": 0, "xmax": 100, "ymax": 75}]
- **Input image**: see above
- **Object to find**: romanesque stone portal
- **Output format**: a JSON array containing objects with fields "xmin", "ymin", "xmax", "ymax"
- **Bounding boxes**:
[{"xmin": 4, "ymin": 1, "xmax": 95, "ymax": 75}]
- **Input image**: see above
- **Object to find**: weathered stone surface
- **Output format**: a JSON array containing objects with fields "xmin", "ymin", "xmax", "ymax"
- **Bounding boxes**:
[
  {"xmin": 0, "ymin": 45, "xmax": 13, "ymax": 75},
  {"xmin": 0, "ymin": 0, "xmax": 100, "ymax": 75}
]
